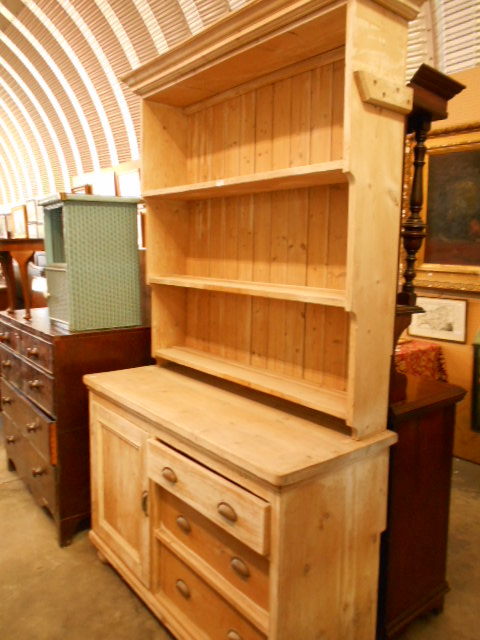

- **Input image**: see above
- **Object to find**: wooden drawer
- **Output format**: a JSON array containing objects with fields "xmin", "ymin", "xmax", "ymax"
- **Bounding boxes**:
[
  {"xmin": 157, "ymin": 489, "xmax": 269, "ymax": 613},
  {"xmin": 158, "ymin": 545, "xmax": 266, "ymax": 640},
  {"xmin": 147, "ymin": 439, "xmax": 270, "ymax": 555},
  {"xmin": 21, "ymin": 361, "xmax": 54, "ymax": 417},
  {"xmin": 0, "ymin": 346, "xmax": 23, "ymax": 388},
  {"xmin": 0, "ymin": 320, "xmax": 19, "ymax": 352},
  {"xmin": 3, "ymin": 416, "xmax": 27, "ymax": 480},
  {"xmin": 19, "ymin": 331, "xmax": 53, "ymax": 373},
  {"xmin": 1, "ymin": 379, "xmax": 54, "ymax": 462},
  {"xmin": 25, "ymin": 443, "xmax": 55, "ymax": 512}
]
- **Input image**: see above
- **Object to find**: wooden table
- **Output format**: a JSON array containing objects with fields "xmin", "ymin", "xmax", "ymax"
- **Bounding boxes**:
[{"xmin": 0, "ymin": 238, "xmax": 44, "ymax": 320}]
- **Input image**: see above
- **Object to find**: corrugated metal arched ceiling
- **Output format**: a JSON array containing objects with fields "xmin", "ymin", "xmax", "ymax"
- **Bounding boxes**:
[{"xmin": 0, "ymin": 0, "xmax": 478, "ymax": 210}]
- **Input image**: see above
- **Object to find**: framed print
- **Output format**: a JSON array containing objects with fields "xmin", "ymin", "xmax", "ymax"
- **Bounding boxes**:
[
  {"xmin": 11, "ymin": 204, "xmax": 28, "ymax": 238},
  {"xmin": 409, "ymin": 296, "xmax": 467, "ymax": 343},
  {"xmin": 71, "ymin": 184, "xmax": 93, "ymax": 195},
  {"xmin": 116, "ymin": 169, "xmax": 141, "ymax": 197},
  {"xmin": 26, "ymin": 199, "xmax": 38, "ymax": 223},
  {"xmin": 0, "ymin": 214, "xmax": 8, "ymax": 239}
]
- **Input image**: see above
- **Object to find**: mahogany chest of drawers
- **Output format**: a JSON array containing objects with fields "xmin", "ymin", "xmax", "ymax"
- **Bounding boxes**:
[{"xmin": 1, "ymin": 308, "xmax": 152, "ymax": 546}]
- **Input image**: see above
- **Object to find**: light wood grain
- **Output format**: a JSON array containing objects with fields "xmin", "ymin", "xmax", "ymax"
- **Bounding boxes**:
[{"xmin": 147, "ymin": 438, "xmax": 271, "ymax": 555}]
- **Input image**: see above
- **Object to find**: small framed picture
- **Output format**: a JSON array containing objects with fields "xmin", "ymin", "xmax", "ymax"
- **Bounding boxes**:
[
  {"xmin": 26, "ymin": 199, "xmax": 38, "ymax": 223},
  {"xmin": 71, "ymin": 184, "xmax": 93, "ymax": 195},
  {"xmin": 116, "ymin": 168, "xmax": 141, "ymax": 197},
  {"xmin": 409, "ymin": 296, "xmax": 467, "ymax": 343},
  {"xmin": 11, "ymin": 205, "xmax": 28, "ymax": 238},
  {"xmin": 0, "ymin": 214, "xmax": 8, "ymax": 239}
]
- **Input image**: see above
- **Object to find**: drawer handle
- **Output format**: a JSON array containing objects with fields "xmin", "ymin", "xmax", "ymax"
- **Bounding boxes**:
[
  {"xmin": 217, "ymin": 501, "xmax": 237, "ymax": 523},
  {"xmin": 0, "ymin": 332, "xmax": 10, "ymax": 343},
  {"xmin": 141, "ymin": 490, "xmax": 149, "ymax": 516},
  {"xmin": 176, "ymin": 515, "xmax": 191, "ymax": 535},
  {"xmin": 2, "ymin": 396, "xmax": 12, "ymax": 405},
  {"xmin": 227, "ymin": 631, "xmax": 243, "ymax": 640},
  {"xmin": 32, "ymin": 466, "xmax": 46, "ymax": 477},
  {"xmin": 6, "ymin": 435, "xmax": 16, "ymax": 444},
  {"xmin": 28, "ymin": 379, "xmax": 43, "ymax": 390},
  {"xmin": 230, "ymin": 556, "xmax": 250, "ymax": 580},
  {"xmin": 162, "ymin": 466, "xmax": 178, "ymax": 484},
  {"xmin": 175, "ymin": 579, "xmax": 191, "ymax": 600},
  {"xmin": 26, "ymin": 420, "xmax": 41, "ymax": 433},
  {"xmin": 2, "ymin": 359, "xmax": 11, "ymax": 368},
  {"xmin": 26, "ymin": 347, "xmax": 39, "ymax": 358}
]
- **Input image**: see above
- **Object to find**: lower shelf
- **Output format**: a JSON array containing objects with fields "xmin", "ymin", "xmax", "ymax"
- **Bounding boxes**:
[{"xmin": 155, "ymin": 346, "xmax": 348, "ymax": 420}]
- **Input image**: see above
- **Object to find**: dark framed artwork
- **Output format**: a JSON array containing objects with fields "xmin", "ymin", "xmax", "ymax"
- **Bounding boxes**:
[
  {"xmin": 413, "ymin": 131, "xmax": 480, "ymax": 294},
  {"xmin": 424, "ymin": 147, "xmax": 480, "ymax": 267}
]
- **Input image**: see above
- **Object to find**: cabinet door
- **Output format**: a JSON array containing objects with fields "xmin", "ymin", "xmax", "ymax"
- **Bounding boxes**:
[{"xmin": 90, "ymin": 398, "xmax": 150, "ymax": 586}]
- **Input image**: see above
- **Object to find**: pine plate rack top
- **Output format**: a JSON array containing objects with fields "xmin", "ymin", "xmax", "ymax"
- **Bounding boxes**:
[{"xmin": 123, "ymin": 0, "xmax": 420, "ymax": 439}]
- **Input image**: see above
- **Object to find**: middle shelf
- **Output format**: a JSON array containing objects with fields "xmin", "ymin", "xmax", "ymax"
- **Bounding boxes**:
[
  {"xmin": 149, "ymin": 276, "xmax": 346, "ymax": 307},
  {"xmin": 143, "ymin": 162, "xmax": 347, "ymax": 200}
]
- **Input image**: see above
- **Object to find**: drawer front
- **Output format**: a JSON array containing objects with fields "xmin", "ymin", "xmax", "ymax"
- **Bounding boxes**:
[
  {"xmin": 0, "ymin": 347, "xmax": 23, "ymax": 388},
  {"xmin": 147, "ymin": 439, "xmax": 270, "ymax": 555},
  {"xmin": 159, "ymin": 490, "xmax": 269, "ymax": 612},
  {"xmin": 19, "ymin": 331, "xmax": 53, "ymax": 373},
  {"xmin": 0, "ymin": 320, "xmax": 19, "ymax": 352},
  {"xmin": 159, "ymin": 546, "xmax": 266, "ymax": 640},
  {"xmin": 3, "ymin": 416, "xmax": 28, "ymax": 480},
  {"xmin": 26, "ymin": 443, "xmax": 55, "ymax": 512},
  {"xmin": 21, "ymin": 361, "xmax": 55, "ymax": 417},
  {"xmin": 1, "ymin": 379, "xmax": 54, "ymax": 462}
]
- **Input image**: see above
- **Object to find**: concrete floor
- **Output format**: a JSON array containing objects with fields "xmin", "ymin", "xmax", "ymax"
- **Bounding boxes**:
[{"xmin": 1, "ymin": 429, "xmax": 479, "ymax": 640}]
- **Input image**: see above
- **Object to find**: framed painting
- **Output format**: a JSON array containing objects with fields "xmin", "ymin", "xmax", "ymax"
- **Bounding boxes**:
[
  {"xmin": 414, "ymin": 129, "xmax": 480, "ymax": 293},
  {"xmin": 424, "ymin": 146, "xmax": 480, "ymax": 266}
]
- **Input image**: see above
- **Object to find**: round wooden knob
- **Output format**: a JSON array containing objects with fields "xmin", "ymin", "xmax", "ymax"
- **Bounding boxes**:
[
  {"xmin": 6, "ymin": 435, "xmax": 16, "ymax": 444},
  {"xmin": 176, "ymin": 515, "xmax": 191, "ymax": 535},
  {"xmin": 26, "ymin": 420, "xmax": 41, "ymax": 433},
  {"xmin": 230, "ymin": 557, "xmax": 250, "ymax": 580},
  {"xmin": 175, "ymin": 579, "xmax": 191, "ymax": 600},
  {"xmin": 32, "ymin": 467, "xmax": 45, "ymax": 477},
  {"xmin": 2, "ymin": 359, "xmax": 12, "ymax": 368},
  {"xmin": 2, "ymin": 396, "xmax": 11, "ymax": 405},
  {"xmin": 28, "ymin": 379, "xmax": 42, "ymax": 390},
  {"xmin": 0, "ymin": 332, "xmax": 10, "ymax": 343},
  {"xmin": 161, "ymin": 466, "xmax": 178, "ymax": 484},
  {"xmin": 227, "ymin": 630, "xmax": 243, "ymax": 640},
  {"xmin": 26, "ymin": 347, "xmax": 39, "ymax": 357},
  {"xmin": 217, "ymin": 501, "xmax": 237, "ymax": 523}
]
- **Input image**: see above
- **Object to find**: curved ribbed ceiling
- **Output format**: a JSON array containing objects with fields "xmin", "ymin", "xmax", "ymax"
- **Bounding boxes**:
[{"xmin": 0, "ymin": 0, "xmax": 478, "ymax": 210}]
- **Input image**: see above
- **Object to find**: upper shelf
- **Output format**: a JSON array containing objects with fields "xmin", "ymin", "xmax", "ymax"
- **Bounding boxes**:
[
  {"xmin": 143, "ymin": 162, "xmax": 347, "ymax": 200},
  {"xmin": 122, "ymin": 0, "xmax": 422, "ymax": 107}
]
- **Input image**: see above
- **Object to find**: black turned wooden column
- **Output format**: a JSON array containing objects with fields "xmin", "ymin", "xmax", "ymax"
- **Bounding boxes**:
[
  {"xmin": 397, "ymin": 114, "xmax": 430, "ymax": 307},
  {"xmin": 390, "ymin": 65, "xmax": 465, "ymax": 403}
]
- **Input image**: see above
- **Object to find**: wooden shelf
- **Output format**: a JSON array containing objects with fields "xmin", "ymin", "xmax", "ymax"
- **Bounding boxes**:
[
  {"xmin": 143, "ymin": 162, "xmax": 347, "ymax": 200},
  {"xmin": 149, "ymin": 276, "xmax": 346, "ymax": 307},
  {"xmin": 155, "ymin": 346, "xmax": 348, "ymax": 420}
]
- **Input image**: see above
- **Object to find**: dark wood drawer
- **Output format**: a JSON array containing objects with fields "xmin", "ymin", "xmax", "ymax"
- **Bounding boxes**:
[
  {"xmin": 3, "ymin": 416, "xmax": 27, "ymax": 480},
  {"xmin": 1, "ymin": 379, "xmax": 54, "ymax": 462},
  {"xmin": 0, "ymin": 320, "xmax": 19, "ymax": 352},
  {"xmin": 0, "ymin": 346, "xmax": 23, "ymax": 388},
  {"xmin": 21, "ymin": 361, "xmax": 54, "ymax": 417},
  {"xmin": 26, "ymin": 443, "xmax": 55, "ymax": 512},
  {"xmin": 19, "ymin": 330, "xmax": 53, "ymax": 373}
]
